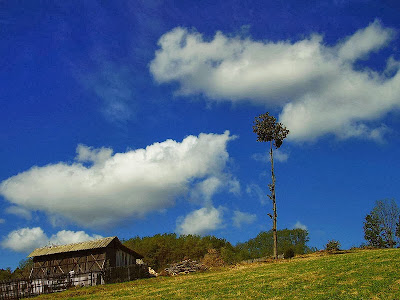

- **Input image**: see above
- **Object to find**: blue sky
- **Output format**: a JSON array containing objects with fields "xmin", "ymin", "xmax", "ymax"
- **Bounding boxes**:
[{"xmin": 1, "ymin": 0, "xmax": 400, "ymax": 269}]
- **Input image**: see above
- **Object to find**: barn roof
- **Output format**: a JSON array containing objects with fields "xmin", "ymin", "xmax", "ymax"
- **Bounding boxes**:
[{"xmin": 28, "ymin": 236, "xmax": 143, "ymax": 258}]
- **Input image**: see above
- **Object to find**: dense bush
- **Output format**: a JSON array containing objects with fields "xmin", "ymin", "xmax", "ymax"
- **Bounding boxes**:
[
  {"xmin": 325, "ymin": 240, "xmax": 340, "ymax": 251},
  {"xmin": 201, "ymin": 249, "xmax": 225, "ymax": 267},
  {"xmin": 284, "ymin": 248, "xmax": 295, "ymax": 259}
]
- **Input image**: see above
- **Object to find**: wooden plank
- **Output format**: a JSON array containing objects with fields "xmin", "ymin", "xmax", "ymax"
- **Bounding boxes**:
[{"xmin": 91, "ymin": 254, "xmax": 104, "ymax": 270}]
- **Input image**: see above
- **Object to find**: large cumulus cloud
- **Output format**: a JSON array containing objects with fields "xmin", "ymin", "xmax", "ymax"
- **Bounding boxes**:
[
  {"xmin": 150, "ymin": 20, "xmax": 400, "ymax": 142},
  {"xmin": 0, "ymin": 131, "xmax": 235, "ymax": 227}
]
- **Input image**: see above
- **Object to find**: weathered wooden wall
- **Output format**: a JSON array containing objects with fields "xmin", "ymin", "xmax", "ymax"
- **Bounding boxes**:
[{"xmin": 31, "ymin": 249, "xmax": 106, "ymax": 278}]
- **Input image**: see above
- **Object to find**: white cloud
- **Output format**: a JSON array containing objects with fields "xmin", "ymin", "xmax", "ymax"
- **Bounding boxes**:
[
  {"xmin": 190, "ymin": 177, "xmax": 223, "ymax": 205},
  {"xmin": 79, "ymin": 62, "xmax": 135, "ymax": 122},
  {"xmin": 232, "ymin": 210, "xmax": 257, "ymax": 228},
  {"xmin": 75, "ymin": 144, "xmax": 113, "ymax": 166},
  {"xmin": 5, "ymin": 206, "xmax": 32, "ymax": 220},
  {"xmin": 228, "ymin": 178, "xmax": 241, "ymax": 195},
  {"xmin": 0, "ymin": 219, "xmax": 5, "ymax": 224},
  {"xmin": 252, "ymin": 149, "xmax": 289, "ymax": 163},
  {"xmin": 294, "ymin": 221, "xmax": 307, "ymax": 231},
  {"xmin": 336, "ymin": 20, "xmax": 393, "ymax": 61},
  {"xmin": 274, "ymin": 150, "xmax": 289, "ymax": 162},
  {"xmin": 49, "ymin": 230, "xmax": 103, "ymax": 246},
  {"xmin": 246, "ymin": 183, "xmax": 268, "ymax": 205},
  {"xmin": 190, "ymin": 176, "xmax": 241, "ymax": 205},
  {"xmin": 1, "ymin": 227, "xmax": 102, "ymax": 253},
  {"xmin": 1, "ymin": 227, "xmax": 47, "ymax": 253},
  {"xmin": 176, "ymin": 206, "xmax": 223, "ymax": 235},
  {"xmin": 0, "ymin": 132, "xmax": 234, "ymax": 227},
  {"xmin": 150, "ymin": 20, "xmax": 400, "ymax": 142}
]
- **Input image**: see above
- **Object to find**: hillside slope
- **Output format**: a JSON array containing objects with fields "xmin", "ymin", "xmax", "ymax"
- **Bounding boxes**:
[{"xmin": 36, "ymin": 249, "xmax": 400, "ymax": 299}]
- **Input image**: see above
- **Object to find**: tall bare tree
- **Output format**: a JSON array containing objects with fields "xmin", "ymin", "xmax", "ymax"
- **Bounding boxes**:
[{"xmin": 253, "ymin": 112, "xmax": 289, "ymax": 259}]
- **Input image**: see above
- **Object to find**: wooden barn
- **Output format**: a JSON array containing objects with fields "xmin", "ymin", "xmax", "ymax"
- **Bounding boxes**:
[{"xmin": 27, "ymin": 236, "xmax": 144, "ymax": 278}]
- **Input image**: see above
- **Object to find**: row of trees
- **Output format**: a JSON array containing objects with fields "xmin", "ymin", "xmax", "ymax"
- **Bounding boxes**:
[
  {"xmin": 363, "ymin": 198, "xmax": 400, "ymax": 248},
  {"xmin": 0, "ymin": 259, "xmax": 32, "ymax": 281},
  {"xmin": 124, "ymin": 228, "xmax": 311, "ymax": 271}
]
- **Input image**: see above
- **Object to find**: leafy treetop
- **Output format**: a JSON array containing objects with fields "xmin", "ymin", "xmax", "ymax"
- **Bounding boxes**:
[{"xmin": 252, "ymin": 112, "xmax": 289, "ymax": 149}]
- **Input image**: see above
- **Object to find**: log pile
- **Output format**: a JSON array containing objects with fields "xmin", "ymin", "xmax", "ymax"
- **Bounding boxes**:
[{"xmin": 163, "ymin": 259, "xmax": 208, "ymax": 276}]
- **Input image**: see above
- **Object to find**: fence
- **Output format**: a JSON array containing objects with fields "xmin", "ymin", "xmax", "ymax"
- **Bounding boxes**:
[{"xmin": 0, "ymin": 264, "xmax": 151, "ymax": 299}]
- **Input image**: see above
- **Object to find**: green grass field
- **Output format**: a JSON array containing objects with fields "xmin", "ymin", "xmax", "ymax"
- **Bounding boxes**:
[{"xmin": 36, "ymin": 249, "xmax": 400, "ymax": 299}]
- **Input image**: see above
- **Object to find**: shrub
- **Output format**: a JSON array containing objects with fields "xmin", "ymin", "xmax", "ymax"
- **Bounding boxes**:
[
  {"xmin": 284, "ymin": 248, "xmax": 295, "ymax": 259},
  {"xmin": 325, "ymin": 240, "xmax": 340, "ymax": 251},
  {"xmin": 201, "ymin": 249, "xmax": 225, "ymax": 267}
]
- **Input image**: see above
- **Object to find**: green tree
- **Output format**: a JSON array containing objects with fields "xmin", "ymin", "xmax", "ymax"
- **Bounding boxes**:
[
  {"xmin": 364, "ymin": 214, "xmax": 386, "ymax": 248},
  {"xmin": 325, "ymin": 240, "xmax": 340, "ymax": 251},
  {"xmin": 253, "ymin": 112, "xmax": 289, "ymax": 259},
  {"xmin": 364, "ymin": 199, "xmax": 399, "ymax": 248}
]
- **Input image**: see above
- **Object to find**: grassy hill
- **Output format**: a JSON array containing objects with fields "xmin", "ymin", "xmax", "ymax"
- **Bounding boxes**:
[{"xmin": 36, "ymin": 248, "xmax": 400, "ymax": 299}]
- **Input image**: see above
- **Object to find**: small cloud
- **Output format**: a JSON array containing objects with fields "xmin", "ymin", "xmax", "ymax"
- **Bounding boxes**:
[
  {"xmin": 337, "ymin": 123, "xmax": 390, "ymax": 143},
  {"xmin": 78, "ymin": 62, "xmax": 135, "ymax": 123},
  {"xmin": 232, "ymin": 210, "xmax": 257, "ymax": 228},
  {"xmin": 1, "ymin": 227, "xmax": 102, "ymax": 253},
  {"xmin": 0, "ymin": 218, "xmax": 5, "ymax": 224},
  {"xmin": 274, "ymin": 149, "xmax": 289, "ymax": 162},
  {"xmin": 190, "ymin": 177, "xmax": 223, "ymax": 205},
  {"xmin": 1, "ymin": 227, "xmax": 48, "ymax": 253},
  {"xmin": 228, "ymin": 178, "xmax": 241, "ymax": 195},
  {"xmin": 6, "ymin": 206, "xmax": 32, "ymax": 220},
  {"xmin": 190, "ymin": 176, "xmax": 241, "ymax": 206},
  {"xmin": 49, "ymin": 230, "xmax": 103, "ymax": 246},
  {"xmin": 246, "ymin": 183, "xmax": 268, "ymax": 205},
  {"xmin": 252, "ymin": 149, "xmax": 289, "ymax": 163},
  {"xmin": 293, "ymin": 221, "xmax": 307, "ymax": 231},
  {"xmin": 176, "ymin": 206, "xmax": 223, "ymax": 235},
  {"xmin": 251, "ymin": 153, "xmax": 268, "ymax": 164}
]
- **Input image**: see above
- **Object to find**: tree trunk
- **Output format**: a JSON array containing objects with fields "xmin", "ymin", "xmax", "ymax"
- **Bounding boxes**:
[{"xmin": 270, "ymin": 141, "xmax": 278, "ymax": 259}]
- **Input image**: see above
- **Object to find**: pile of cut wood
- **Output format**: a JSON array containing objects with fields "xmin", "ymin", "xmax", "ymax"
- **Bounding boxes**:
[{"xmin": 163, "ymin": 259, "xmax": 208, "ymax": 276}]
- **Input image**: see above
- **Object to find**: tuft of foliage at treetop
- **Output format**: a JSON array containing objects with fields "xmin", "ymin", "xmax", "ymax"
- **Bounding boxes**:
[{"xmin": 252, "ymin": 112, "xmax": 289, "ymax": 149}]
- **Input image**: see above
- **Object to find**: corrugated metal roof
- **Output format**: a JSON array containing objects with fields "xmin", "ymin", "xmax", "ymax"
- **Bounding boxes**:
[{"xmin": 28, "ymin": 236, "xmax": 117, "ymax": 257}]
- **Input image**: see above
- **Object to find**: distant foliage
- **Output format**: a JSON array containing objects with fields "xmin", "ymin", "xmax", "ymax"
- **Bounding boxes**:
[
  {"xmin": 123, "ymin": 229, "xmax": 312, "ymax": 271},
  {"xmin": 0, "ymin": 268, "xmax": 12, "ymax": 281},
  {"xmin": 0, "ymin": 258, "xmax": 32, "ymax": 281},
  {"xmin": 364, "ymin": 214, "xmax": 386, "ymax": 248},
  {"xmin": 235, "ymin": 228, "xmax": 310, "ymax": 259},
  {"xmin": 124, "ymin": 233, "xmax": 235, "ymax": 271},
  {"xmin": 325, "ymin": 240, "xmax": 340, "ymax": 251},
  {"xmin": 364, "ymin": 199, "xmax": 399, "ymax": 248}
]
